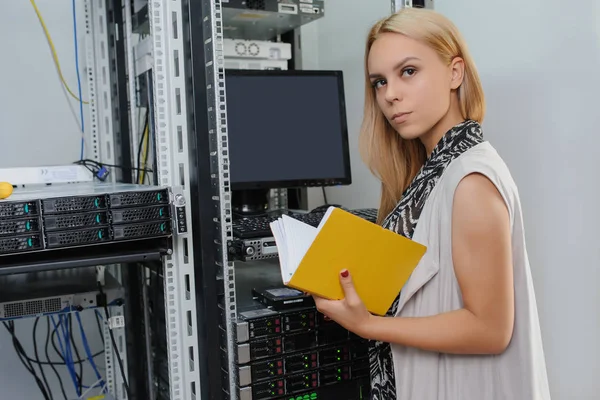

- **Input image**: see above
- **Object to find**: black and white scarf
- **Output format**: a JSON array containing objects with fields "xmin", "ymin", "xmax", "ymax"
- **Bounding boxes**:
[{"xmin": 368, "ymin": 119, "xmax": 484, "ymax": 400}]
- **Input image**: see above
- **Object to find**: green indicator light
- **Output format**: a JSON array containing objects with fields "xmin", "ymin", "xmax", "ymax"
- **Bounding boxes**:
[
  {"xmin": 337, "ymin": 377, "xmax": 341, "ymax": 381},
  {"xmin": 310, "ymin": 394, "xmax": 317, "ymax": 400},
  {"xmin": 337, "ymin": 349, "xmax": 341, "ymax": 353},
  {"xmin": 337, "ymin": 357, "xmax": 341, "ymax": 361}
]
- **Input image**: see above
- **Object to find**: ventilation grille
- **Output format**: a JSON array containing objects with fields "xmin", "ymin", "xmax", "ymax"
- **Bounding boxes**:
[
  {"xmin": 246, "ymin": 0, "xmax": 266, "ymax": 10},
  {"xmin": 0, "ymin": 202, "xmax": 38, "ymax": 219},
  {"xmin": 113, "ymin": 221, "xmax": 171, "ymax": 240},
  {"xmin": 0, "ymin": 218, "xmax": 40, "ymax": 236},
  {"xmin": 43, "ymin": 196, "xmax": 107, "ymax": 214},
  {"xmin": 111, "ymin": 206, "xmax": 169, "ymax": 224},
  {"xmin": 46, "ymin": 228, "xmax": 111, "ymax": 248},
  {"xmin": 109, "ymin": 190, "xmax": 168, "ymax": 208},
  {"xmin": 44, "ymin": 212, "xmax": 109, "ymax": 231},
  {"xmin": 3, "ymin": 298, "xmax": 63, "ymax": 318},
  {"xmin": 0, "ymin": 235, "xmax": 42, "ymax": 255}
]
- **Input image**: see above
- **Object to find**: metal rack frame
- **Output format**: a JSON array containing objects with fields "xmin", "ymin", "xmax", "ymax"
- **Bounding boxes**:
[
  {"xmin": 84, "ymin": 1, "xmax": 129, "ymax": 397},
  {"xmin": 145, "ymin": 0, "xmax": 205, "ymax": 398},
  {"xmin": 79, "ymin": 0, "xmax": 216, "ymax": 398}
]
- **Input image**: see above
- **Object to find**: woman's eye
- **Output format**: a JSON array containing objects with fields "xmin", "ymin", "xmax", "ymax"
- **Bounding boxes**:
[
  {"xmin": 402, "ymin": 68, "xmax": 416, "ymax": 77},
  {"xmin": 373, "ymin": 79, "xmax": 386, "ymax": 89}
]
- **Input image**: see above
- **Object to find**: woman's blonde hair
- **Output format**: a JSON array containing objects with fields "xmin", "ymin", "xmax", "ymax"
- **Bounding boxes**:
[{"xmin": 359, "ymin": 8, "xmax": 485, "ymax": 224}]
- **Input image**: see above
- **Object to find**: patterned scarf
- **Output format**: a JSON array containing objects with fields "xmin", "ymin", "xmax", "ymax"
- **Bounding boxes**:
[{"xmin": 368, "ymin": 119, "xmax": 485, "ymax": 400}]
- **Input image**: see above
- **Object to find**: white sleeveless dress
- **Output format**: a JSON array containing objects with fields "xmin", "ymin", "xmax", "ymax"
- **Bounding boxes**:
[{"xmin": 390, "ymin": 141, "xmax": 551, "ymax": 400}]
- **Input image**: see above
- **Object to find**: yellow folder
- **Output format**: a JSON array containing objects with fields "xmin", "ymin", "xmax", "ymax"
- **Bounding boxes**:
[{"xmin": 269, "ymin": 207, "xmax": 427, "ymax": 316}]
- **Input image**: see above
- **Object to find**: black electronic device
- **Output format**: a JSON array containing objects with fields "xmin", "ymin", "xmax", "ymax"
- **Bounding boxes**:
[
  {"xmin": 0, "ymin": 183, "xmax": 173, "ymax": 257},
  {"xmin": 227, "ymin": 297, "xmax": 371, "ymax": 399},
  {"xmin": 222, "ymin": 0, "xmax": 325, "ymax": 41},
  {"xmin": 224, "ymin": 69, "xmax": 351, "ymax": 214},
  {"xmin": 132, "ymin": 0, "xmax": 325, "ymax": 39},
  {"xmin": 252, "ymin": 286, "xmax": 314, "ymax": 311},
  {"xmin": 231, "ymin": 207, "xmax": 378, "ymax": 242}
]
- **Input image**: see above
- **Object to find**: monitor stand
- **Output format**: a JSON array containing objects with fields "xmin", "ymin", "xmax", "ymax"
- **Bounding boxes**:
[{"xmin": 232, "ymin": 189, "xmax": 269, "ymax": 216}]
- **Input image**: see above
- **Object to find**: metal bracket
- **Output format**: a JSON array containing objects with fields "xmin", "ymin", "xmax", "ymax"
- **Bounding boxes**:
[
  {"xmin": 84, "ymin": 0, "xmax": 117, "ymax": 176},
  {"xmin": 199, "ymin": 0, "xmax": 238, "ymax": 396},
  {"xmin": 145, "ymin": 0, "xmax": 203, "ymax": 399},
  {"xmin": 96, "ymin": 265, "xmax": 107, "ymax": 286},
  {"xmin": 171, "ymin": 187, "xmax": 188, "ymax": 234},
  {"xmin": 85, "ymin": 1, "xmax": 129, "ymax": 398}
]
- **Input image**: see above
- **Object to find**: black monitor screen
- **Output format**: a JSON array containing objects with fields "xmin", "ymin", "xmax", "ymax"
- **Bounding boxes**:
[{"xmin": 224, "ymin": 70, "xmax": 351, "ymax": 190}]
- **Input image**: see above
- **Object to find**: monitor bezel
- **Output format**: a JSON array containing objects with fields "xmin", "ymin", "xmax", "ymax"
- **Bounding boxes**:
[{"xmin": 224, "ymin": 69, "xmax": 352, "ymax": 191}]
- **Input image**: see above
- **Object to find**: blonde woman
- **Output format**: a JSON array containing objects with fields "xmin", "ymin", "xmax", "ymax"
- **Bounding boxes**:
[{"xmin": 313, "ymin": 8, "xmax": 551, "ymax": 400}]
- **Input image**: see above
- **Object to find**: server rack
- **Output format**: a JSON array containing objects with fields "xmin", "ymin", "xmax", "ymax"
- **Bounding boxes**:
[
  {"xmin": 0, "ymin": 1, "xmax": 136, "ymax": 397},
  {"xmin": 153, "ymin": 1, "xmax": 382, "ymax": 399},
  {"xmin": 136, "ymin": 0, "xmax": 421, "ymax": 399},
  {"xmin": 1, "ymin": 0, "xmax": 198, "ymax": 399}
]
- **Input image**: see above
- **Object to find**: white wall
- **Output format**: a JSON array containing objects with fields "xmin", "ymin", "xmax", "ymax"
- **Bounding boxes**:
[
  {"xmin": 303, "ymin": 0, "xmax": 600, "ymax": 399},
  {"xmin": 301, "ymin": 4, "xmax": 386, "ymax": 210},
  {"xmin": 0, "ymin": 0, "xmax": 88, "ymax": 168}
]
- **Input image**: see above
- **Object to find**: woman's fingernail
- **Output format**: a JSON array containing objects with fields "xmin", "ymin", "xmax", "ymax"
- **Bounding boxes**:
[{"xmin": 341, "ymin": 269, "xmax": 349, "ymax": 278}]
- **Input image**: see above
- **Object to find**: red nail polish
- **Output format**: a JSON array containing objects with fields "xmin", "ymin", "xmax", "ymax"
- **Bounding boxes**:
[{"xmin": 341, "ymin": 269, "xmax": 349, "ymax": 278}]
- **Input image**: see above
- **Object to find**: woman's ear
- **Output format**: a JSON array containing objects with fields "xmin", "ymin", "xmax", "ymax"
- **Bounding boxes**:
[{"xmin": 450, "ymin": 57, "xmax": 465, "ymax": 90}]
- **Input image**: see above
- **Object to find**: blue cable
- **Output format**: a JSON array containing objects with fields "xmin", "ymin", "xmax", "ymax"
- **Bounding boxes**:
[
  {"xmin": 72, "ymin": 0, "xmax": 85, "ymax": 160},
  {"xmin": 51, "ymin": 316, "xmax": 80, "ymax": 396},
  {"xmin": 61, "ymin": 314, "xmax": 81, "ymax": 397},
  {"xmin": 75, "ymin": 312, "xmax": 106, "ymax": 391}
]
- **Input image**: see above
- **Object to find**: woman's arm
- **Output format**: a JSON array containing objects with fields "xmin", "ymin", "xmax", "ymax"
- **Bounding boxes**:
[
  {"xmin": 363, "ymin": 173, "xmax": 514, "ymax": 354},
  {"xmin": 315, "ymin": 173, "xmax": 515, "ymax": 355}
]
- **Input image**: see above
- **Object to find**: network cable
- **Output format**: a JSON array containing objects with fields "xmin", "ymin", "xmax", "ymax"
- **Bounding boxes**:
[
  {"xmin": 44, "ymin": 318, "xmax": 68, "ymax": 400},
  {"xmin": 33, "ymin": 317, "xmax": 54, "ymax": 400},
  {"xmin": 3, "ymin": 321, "xmax": 52, "ymax": 400},
  {"xmin": 29, "ymin": 0, "xmax": 87, "ymax": 160},
  {"xmin": 75, "ymin": 312, "xmax": 106, "ymax": 392},
  {"xmin": 71, "ymin": 0, "xmax": 85, "ymax": 160},
  {"xmin": 51, "ymin": 315, "xmax": 80, "ymax": 397}
]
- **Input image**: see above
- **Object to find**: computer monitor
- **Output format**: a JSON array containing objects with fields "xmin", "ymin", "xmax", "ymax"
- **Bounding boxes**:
[{"xmin": 224, "ymin": 69, "xmax": 351, "ymax": 212}]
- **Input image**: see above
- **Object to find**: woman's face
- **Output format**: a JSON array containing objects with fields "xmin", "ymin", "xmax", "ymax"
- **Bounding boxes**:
[{"xmin": 367, "ymin": 32, "xmax": 463, "ymax": 142}]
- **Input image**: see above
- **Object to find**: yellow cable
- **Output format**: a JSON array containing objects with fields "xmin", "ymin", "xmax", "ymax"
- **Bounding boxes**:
[
  {"xmin": 139, "ymin": 125, "xmax": 150, "ymax": 184},
  {"xmin": 29, "ymin": 0, "xmax": 89, "ymax": 104}
]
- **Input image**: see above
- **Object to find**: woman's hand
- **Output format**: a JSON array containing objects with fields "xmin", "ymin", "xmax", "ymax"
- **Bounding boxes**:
[{"xmin": 312, "ymin": 269, "xmax": 373, "ymax": 338}]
